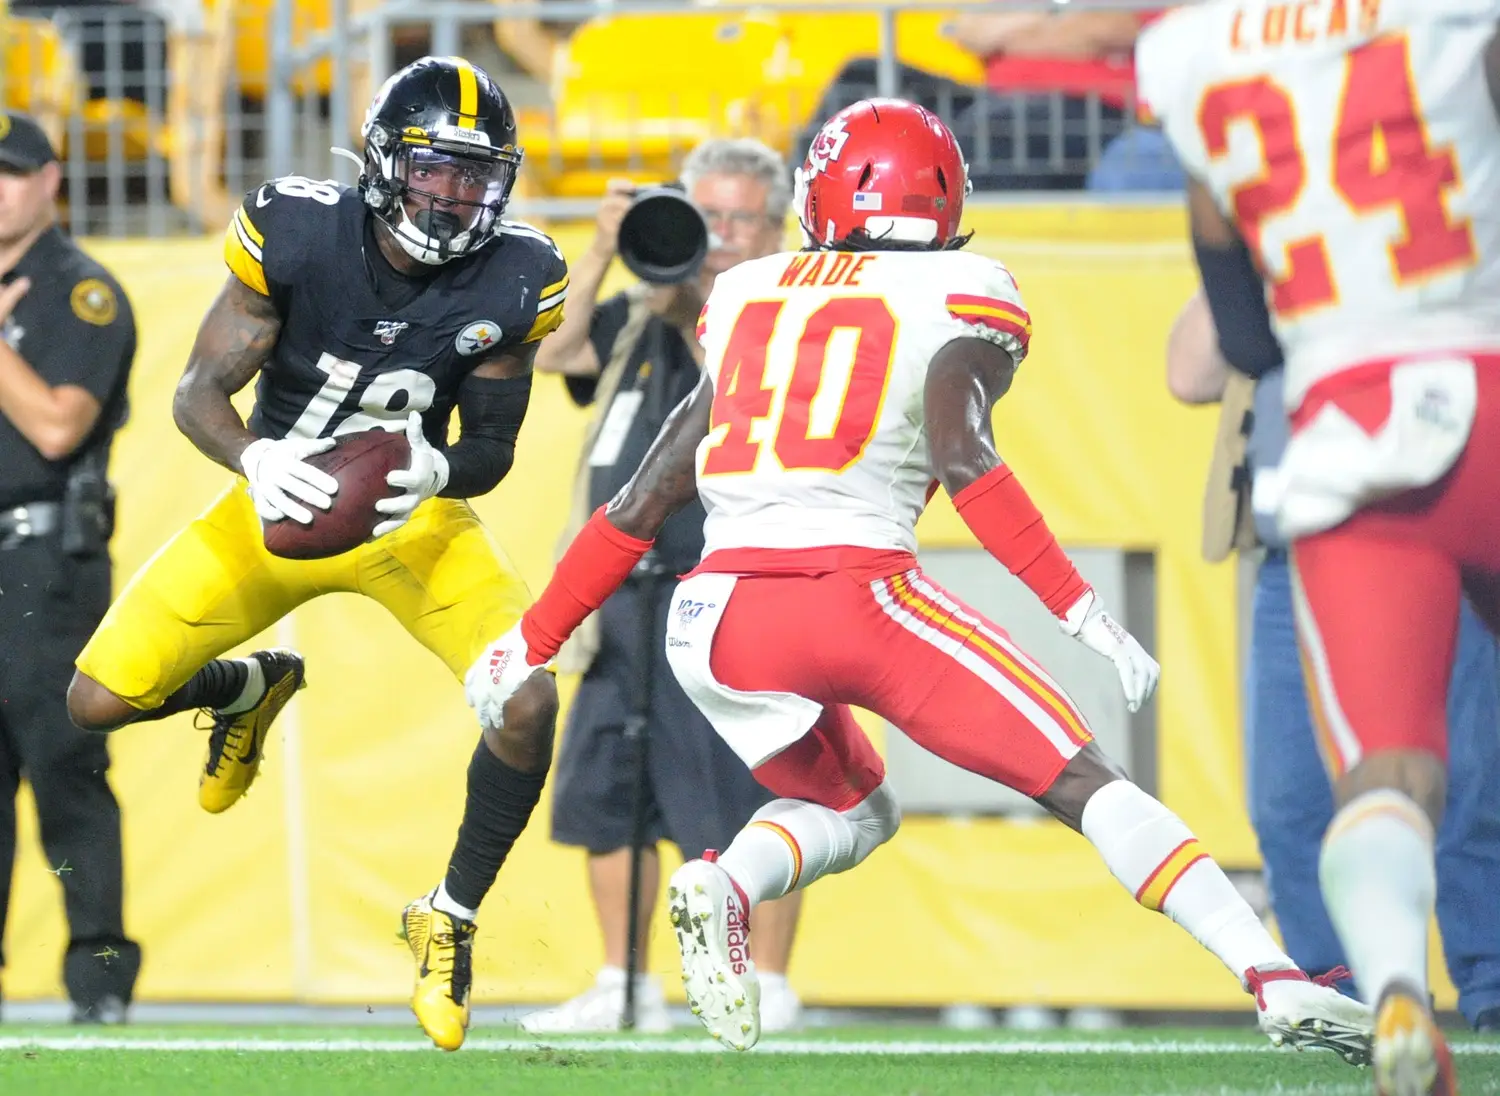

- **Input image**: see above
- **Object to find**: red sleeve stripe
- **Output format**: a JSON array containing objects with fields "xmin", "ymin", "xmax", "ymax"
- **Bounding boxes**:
[
  {"xmin": 946, "ymin": 294, "xmax": 1031, "ymax": 333},
  {"xmin": 946, "ymin": 296, "xmax": 1032, "ymax": 343}
]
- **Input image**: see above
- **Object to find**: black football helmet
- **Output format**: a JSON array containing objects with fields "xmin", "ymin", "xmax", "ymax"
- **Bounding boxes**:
[{"xmin": 359, "ymin": 56, "xmax": 523, "ymax": 265}]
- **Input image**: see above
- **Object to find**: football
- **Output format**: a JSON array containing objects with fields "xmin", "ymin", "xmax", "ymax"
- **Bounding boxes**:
[{"xmin": 261, "ymin": 429, "xmax": 411, "ymax": 560}]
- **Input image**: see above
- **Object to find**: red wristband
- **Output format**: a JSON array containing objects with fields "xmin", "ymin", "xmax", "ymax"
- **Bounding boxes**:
[
  {"xmin": 952, "ymin": 465, "xmax": 1089, "ymax": 619},
  {"xmin": 521, "ymin": 507, "xmax": 654, "ymax": 661}
]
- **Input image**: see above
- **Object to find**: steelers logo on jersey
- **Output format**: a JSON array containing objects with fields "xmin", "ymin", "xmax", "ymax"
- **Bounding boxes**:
[
  {"xmin": 70, "ymin": 279, "xmax": 118, "ymax": 326},
  {"xmin": 456, "ymin": 320, "xmax": 503, "ymax": 356}
]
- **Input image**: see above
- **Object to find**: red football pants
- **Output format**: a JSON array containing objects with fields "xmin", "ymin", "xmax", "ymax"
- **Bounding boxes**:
[
  {"xmin": 1291, "ymin": 355, "xmax": 1500, "ymax": 776},
  {"xmin": 705, "ymin": 566, "xmax": 1095, "ymax": 810}
]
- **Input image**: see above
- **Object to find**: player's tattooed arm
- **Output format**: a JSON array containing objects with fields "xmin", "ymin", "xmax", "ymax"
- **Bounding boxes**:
[
  {"xmin": 924, "ymin": 336, "xmax": 1018, "ymax": 496},
  {"xmin": 173, "ymin": 276, "xmax": 283, "ymax": 472},
  {"xmin": 604, "ymin": 373, "xmax": 713, "ymax": 540}
]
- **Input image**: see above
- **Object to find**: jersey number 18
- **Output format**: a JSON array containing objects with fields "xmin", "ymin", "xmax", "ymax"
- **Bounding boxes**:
[{"xmin": 288, "ymin": 352, "xmax": 437, "ymax": 438}]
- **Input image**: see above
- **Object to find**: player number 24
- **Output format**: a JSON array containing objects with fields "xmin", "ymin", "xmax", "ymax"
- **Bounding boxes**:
[
  {"xmin": 1198, "ymin": 34, "xmax": 1476, "ymax": 317},
  {"xmin": 702, "ymin": 295, "xmax": 896, "ymax": 476}
]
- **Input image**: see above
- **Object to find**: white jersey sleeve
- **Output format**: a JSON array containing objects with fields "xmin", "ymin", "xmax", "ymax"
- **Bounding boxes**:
[
  {"xmin": 930, "ymin": 251, "xmax": 1033, "ymax": 367},
  {"xmin": 1135, "ymin": 6, "xmax": 1219, "ymax": 179}
]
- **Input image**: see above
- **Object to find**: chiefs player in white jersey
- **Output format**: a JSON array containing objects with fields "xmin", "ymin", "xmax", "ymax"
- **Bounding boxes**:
[
  {"xmin": 1138, "ymin": 2, "xmax": 1500, "ymax": 1092},
  {"xmin": 466, "ymin": 99, "xmax": 1370, "ymax": 1056}
]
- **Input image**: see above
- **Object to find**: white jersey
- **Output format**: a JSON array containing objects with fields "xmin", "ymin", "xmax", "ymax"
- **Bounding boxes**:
[
  {"xmin": 693, "ymin": 248, "xmax": 1030, "ymax": 559},
  {"xmin": 1138, "ymin": 0, "xmax": 1500, "ymax": 409}
]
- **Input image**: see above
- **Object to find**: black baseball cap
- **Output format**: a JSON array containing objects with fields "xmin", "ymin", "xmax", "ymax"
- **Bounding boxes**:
[{"xmin": 0, "ymin": 112, "xmax": 58, "ymax": 173}]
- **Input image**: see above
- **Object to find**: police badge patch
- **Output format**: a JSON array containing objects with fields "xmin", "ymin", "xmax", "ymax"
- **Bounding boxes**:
[{"xmin": 70, "ymin": 279, "xmax": 117, "ymax": 326}]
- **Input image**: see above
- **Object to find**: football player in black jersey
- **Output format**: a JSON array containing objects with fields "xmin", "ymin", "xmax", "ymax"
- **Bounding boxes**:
[{"xmin": 65, "ymin": 56, "xmax": 565, "ymax": 1050}]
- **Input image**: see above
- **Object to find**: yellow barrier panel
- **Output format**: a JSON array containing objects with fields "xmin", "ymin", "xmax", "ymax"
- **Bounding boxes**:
[{"xmin": 3, "ymin": 206, "xmax": 1458, "ymax": 1010}]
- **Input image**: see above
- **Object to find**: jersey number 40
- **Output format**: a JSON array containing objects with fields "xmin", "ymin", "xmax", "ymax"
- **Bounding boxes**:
[{"xmin": 702, "ymin": 296, "xmax": 896, "ymax": 476}]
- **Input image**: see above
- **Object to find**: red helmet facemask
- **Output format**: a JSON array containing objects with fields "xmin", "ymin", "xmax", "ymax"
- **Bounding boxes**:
[{"xmin": 794, "ymin": 98, "xmax": 972, "ymax": 251}]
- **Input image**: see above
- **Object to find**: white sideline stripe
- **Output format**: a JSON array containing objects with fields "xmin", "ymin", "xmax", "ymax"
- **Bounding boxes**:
[{"xmin": 0, "ymin": 1036, "xmax": 1497, "ymax": 1056}]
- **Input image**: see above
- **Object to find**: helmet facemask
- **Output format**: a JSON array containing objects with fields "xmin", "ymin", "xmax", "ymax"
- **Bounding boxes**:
[{"xmin": 362, "ymin": 126, "xmax": 521, "ymax": 265}]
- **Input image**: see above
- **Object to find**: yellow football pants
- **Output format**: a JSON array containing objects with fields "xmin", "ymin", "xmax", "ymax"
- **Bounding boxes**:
[{"xmin": 76, "ymin": 481, "xmax": 531, "ymax": 710}]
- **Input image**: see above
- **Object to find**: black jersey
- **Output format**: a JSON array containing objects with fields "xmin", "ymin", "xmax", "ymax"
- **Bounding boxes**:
[{"xmin": 222, "ymin": 176, "xmax": 568, "ymax": 443}]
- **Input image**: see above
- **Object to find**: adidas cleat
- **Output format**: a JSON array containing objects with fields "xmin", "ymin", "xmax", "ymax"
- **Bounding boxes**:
[
  {"xmin": 668, "ymin": 857, "xmax": 760, "ymax": 1051},
  {"xmin": 1248, "ymin": 964, "xmax": 1374, "ymax": 1066}
]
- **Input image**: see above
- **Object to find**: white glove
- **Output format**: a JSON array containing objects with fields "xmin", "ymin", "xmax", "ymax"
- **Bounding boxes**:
[
  {"xmin": 373, "ymin": 412, "xmax": 450, "ymax": 538},
  {"xmin": 239, "ymin": 435, "xmax": 339, "ymax": 525},
  {"xmin": 1060, "ymin": 589, "xmax": 1161, "ymax": 714},
  {"xmin": 464, "ymin": 621, "xmax": 555, "ymax": 730}
]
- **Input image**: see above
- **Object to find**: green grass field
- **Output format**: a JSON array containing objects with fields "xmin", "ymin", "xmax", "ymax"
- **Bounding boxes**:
[{"xmin": 2, "ymin": 1026, "xmax": 1498, "ymax": 1095}]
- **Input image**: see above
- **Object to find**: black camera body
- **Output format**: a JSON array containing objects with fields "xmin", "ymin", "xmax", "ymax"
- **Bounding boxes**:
[{"xmin": 617, "ymin": 182, "xmax": 710, "ymax": 285}]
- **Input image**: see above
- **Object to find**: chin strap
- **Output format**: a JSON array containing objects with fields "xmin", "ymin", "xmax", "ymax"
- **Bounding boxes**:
[{"xmin": 392, "ymin": 213, "xmax": 470, "ymax": 265}]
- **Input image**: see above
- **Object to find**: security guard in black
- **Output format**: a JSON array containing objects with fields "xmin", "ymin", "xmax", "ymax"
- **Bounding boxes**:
[{"xmin": 0, "ymin": 111, "xmax": 140, "ymax": 1020}]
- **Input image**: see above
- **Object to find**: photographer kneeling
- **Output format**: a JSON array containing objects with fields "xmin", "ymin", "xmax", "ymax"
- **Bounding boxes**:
[{"xmin": 526, "ymin": 139, "xmax": 806, "ymax": 1034}]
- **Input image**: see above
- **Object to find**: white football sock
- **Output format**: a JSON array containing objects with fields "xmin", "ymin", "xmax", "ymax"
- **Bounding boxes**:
[
  {"xmin": 1081, "ymin": 780, "xmax": 1290, "ymax": 982},
  {"xmin": 716, "ymin": 782, "xmax": 901, "ymax": 907},
  {"xmin": 1320, "ymin": 789, "xmax": 1435, "ymax": 1005},
  {"xmin": 218, "ymin": 657, "xmax": 267, "ymax": 715},
  {"xmin": 759, "ymin": 971, "xmax": 789, "ymax": 991},
  {"xmin": 431, "ymin": 880, "xmax": 479, "ymax": 922}
]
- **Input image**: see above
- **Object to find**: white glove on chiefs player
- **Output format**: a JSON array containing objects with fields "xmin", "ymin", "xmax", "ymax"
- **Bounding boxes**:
[
  {"xmin": 464, "ymin": 621, "xmax": 554, "ymax": 729},
  {"xmin": 239, "ymin": 435, "xmax": 339, "ymax": 525},
  {"xmin": 373, "ymin": 411, "xmax": 450, "ymax": 538},
  {"xmin": 1060, "ymin": 589, "xmax": 1160, "ymax": 713}
]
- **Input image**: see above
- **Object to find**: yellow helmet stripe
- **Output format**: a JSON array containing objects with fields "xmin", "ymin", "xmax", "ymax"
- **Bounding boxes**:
[{"xmin": 454, "ymin": 58, "xmax": 479, "ymax": 128}]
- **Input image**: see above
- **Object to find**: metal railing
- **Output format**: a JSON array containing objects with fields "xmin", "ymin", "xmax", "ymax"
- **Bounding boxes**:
[{"xmin": 0, "ymin": 0, "xmax": 1172, "ymax": 236}]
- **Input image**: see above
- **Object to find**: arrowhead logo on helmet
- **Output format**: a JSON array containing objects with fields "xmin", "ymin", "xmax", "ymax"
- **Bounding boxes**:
[{"xmin": 805, "ymin": 117, "xmax": 851, "ymax": 177}]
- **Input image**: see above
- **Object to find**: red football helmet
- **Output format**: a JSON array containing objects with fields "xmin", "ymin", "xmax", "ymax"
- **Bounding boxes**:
[{"xmin": 794, "ymin": 98, "xmax": 971, "ymax": 250}]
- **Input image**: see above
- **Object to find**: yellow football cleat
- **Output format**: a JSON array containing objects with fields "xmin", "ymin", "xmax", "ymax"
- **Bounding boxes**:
[
  {"xmin": 1374, "ymin": 985, "xmax": 1456, "ymax": 1096},
  {"xmin": 198, "ymin": 649, "xmax": 306, "ymax": 814},
  {"xmin": 401, "ymin": 893, "xmax": 477, "ymax": 1052}
]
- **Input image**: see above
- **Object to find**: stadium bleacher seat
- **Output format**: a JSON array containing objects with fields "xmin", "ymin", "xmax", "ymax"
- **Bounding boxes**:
[
  {"xmin": 522, "ymin": 12, "xmax": 786, "ymax": 195},
  {"xmin": 524, "ymin": 4, "xmax": 984, "ymax": 196},
  {"xmin": 1, "ymin": 14, "xmax": 80, "ymax": 152},
  {"xmin": 204, "ymin": 0, "xmax": 334, "ymax": 99},
  {"xmin": 2, "ymin": 10, "xmax": 171, "ymax": 166}
]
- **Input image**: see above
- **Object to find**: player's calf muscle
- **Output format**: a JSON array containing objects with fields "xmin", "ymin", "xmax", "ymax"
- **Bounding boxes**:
[
  {"xmin": 1034, "ymin": 744, "xmax": 1129, "ymax": 832},
  {"xmin": 1335, "ymin": 750, "xmax": 1447, "ymax": 827}
]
